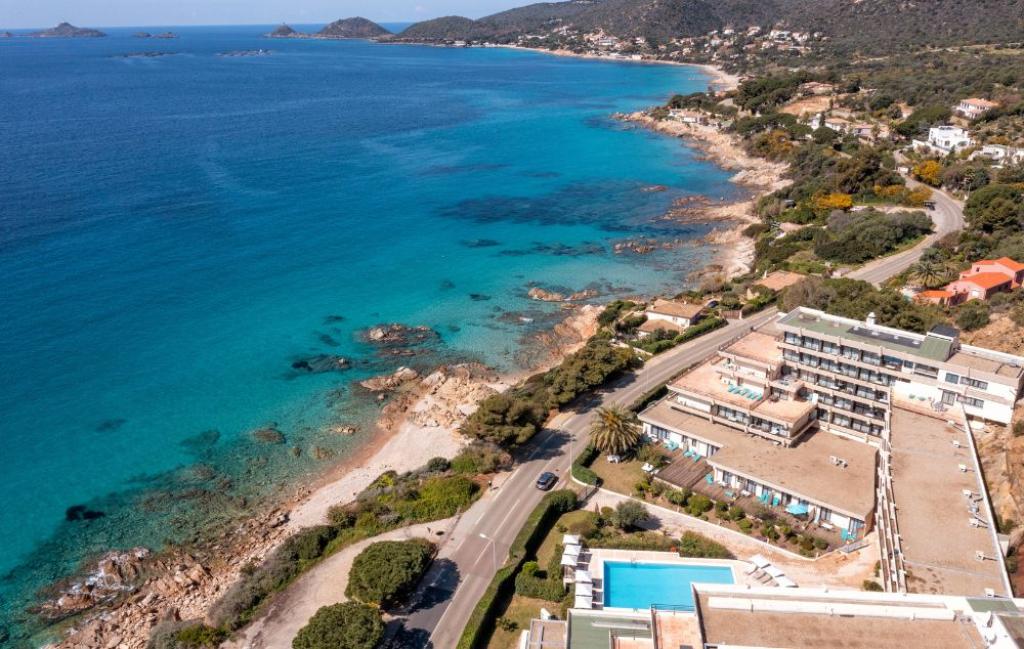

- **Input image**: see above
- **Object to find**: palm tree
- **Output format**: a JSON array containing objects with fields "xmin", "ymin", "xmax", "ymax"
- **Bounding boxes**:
[
  {"xmin": 589, "ymin": 406, "xmax": 641, "ymax": 455},
  {"xmin": 909, "ymin": 259, "xmax": 945, "ymax": 289}
]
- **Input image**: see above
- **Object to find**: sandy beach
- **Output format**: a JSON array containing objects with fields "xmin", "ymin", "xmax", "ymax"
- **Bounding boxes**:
[{"xmin": 48, "ymin": 305, "xmax": 600, "ymax": 649}]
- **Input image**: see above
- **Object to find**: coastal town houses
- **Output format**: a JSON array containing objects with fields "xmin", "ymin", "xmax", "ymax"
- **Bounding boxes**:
[
  {"xmin": 973, "ymin": 144, "xmax": 1024, "ymax": 167},
  {"xmin": 914, "ymin": 125, "xmax": 974, "ymax": 155},
  {"xmin": 638, "ymin": 307, "xmax": 1024, "ymax": 542},
  {"xmin": 637, "ymin": 299, "xmax": 705, "ymax": 337},
  {"xmin": 955, "ymin": 97, "xmax": 1000, "ymax": 121},
  {"xmin": 915, "ymin": 257, "xmax": 1024, "ymax": 306}
]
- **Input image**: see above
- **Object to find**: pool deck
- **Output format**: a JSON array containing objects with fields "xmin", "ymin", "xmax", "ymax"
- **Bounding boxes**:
[{"xmin": 584, "ymin": 549, "xmax": 750, "ymax": 613}]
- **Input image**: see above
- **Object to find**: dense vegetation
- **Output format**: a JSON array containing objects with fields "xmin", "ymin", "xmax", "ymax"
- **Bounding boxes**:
[
  {"xmin": 208, "ymin": 465, "xmax": 478, "ymax": 631},
  {"xmin": 292, "ymin": 602, "xmax": 384, "ymax": 649},
  {"xmin": 393, "ymin": 0, "xmax": 1024, "ymax": 56},
  {"xmin": 345, "ymin": 539, "xmax": 435, "ymax": 607},
  {"xmin": 461, "ymin": 338, "xmax": 635, "ymax": 447},
  {"xmin": 780, "ymin": 277, "xmax": 944, "ymax": 333}
]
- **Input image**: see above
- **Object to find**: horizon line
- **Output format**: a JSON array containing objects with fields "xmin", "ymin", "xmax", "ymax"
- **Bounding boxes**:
[{"xmin": 1, "ymin": 19, "xmax": 431, "ymax": 31}]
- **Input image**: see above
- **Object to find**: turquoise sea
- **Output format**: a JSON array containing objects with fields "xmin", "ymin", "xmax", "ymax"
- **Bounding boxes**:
[{"xmin": 0, "ymin": 24, "xmax": 737, "ymax": 642}]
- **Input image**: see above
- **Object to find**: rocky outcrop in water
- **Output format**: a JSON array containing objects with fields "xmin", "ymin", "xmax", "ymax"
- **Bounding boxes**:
[
  {"xmin": 38, "ymin": 548, "xmax": 151, "ymax": 620},
  {"xmin": 363, "ymin": 323, "xmax": 439, "ymax": 347},
  {"xmin": 266, "ymin": 23, "xmax": 298, "ymax": 38},
  {"xmin": 528, "ymin": 286, "xmax": 600, "ymax": 302},
  {"xmin": 251, "ymin": 426, "xmax": 285, "ymax": 444},
  {"xmin": 30, "ymin": 22, "xmax": 106, "ymax": 38},
  {"xmin": 359, "ymin": 366, "xmax": 420, "ymax": 392}
]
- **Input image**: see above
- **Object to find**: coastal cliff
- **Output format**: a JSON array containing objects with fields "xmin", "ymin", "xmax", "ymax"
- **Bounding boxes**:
[{"xmin": 30, "ymin": 22, "xmax": 106, "ymax": 38}]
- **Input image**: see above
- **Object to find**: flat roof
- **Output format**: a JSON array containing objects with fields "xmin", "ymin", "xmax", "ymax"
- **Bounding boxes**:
[
  {"xmin": 721, "ymin": 330, "xmax": 782, "ymax": 366},
  {"xmin": 890, "ymin": 408, "xmax": 1009, "ymax": 596},
  {"xmin": 696, "ymin": 592, "xmax": 984, "ymax": 649},
  {"xmin": 779, "ymin": 308, "xmax": 1024, "ymax": 374},
  {"xmin": 568, "ymin": 611, "xmax": 650, "ymax": 649},
  {"xmin": 670, "ymin": 360, "xmax": 814, "ymax": 425},
  {"xmin": 754, "ymin": 270, "xmax": 806, "ymax": 292},
  {"xmin": 642, "ymin": 400, "xmax": 876, "ymax": 518}
]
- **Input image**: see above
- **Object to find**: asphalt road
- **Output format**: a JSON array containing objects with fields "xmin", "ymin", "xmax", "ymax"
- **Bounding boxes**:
[
  {"xmin": 847, "ymin": 176, "xmax": 965, "ymax": 286},
  {"xmin": 401, "ymin": 183, "xmax": 966, "ymax": 647}
]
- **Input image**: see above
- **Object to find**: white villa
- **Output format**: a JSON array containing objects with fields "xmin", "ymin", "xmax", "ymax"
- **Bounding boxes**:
[{"xmin": 914, "ymin": 125, "xmax": 974, "ymax": 155}]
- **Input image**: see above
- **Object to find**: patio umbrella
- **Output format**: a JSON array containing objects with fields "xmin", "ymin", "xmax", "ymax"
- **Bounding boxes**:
[
  {"xmin": 562, "ymin": 534, "xmax": 581, "ymax": 546},
  {"xmin": 561, "ymin": 554, "xmax": 578, "ymax": 567},
  {"xmin": 749, "ymin": 554, "xmax": 771, "ymax": 569},
  {"xmin": 786, "ymin": 502, "xmax": 810, "ymax": 516},
  {"xmin": 563, "ymin": 544, "xmax": 581, "ymax": 557},
  {"xmin": 575, "ymin": 582, "xmax": 594, "ymax": 597},
  {"xmin": 575, "ymin": 569, "xmax": 593, "ymax": 583}
]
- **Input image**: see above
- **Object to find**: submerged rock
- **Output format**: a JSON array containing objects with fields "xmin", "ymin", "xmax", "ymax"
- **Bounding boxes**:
[
  {"xmin": 291, "ymin": 354, "xmax": 350, "ymax": 373},
  {"xmin": 363, "ymin": 323, "xmax": 439, "ymax": 347},
  {"xmin": 528, "ymin": 287, "xmax": 565, "ymax": 302},
  {"xmin": 251, "ymin": 426, "xmax": 285, "ymax": 444},
  {"xmin": 65, "ymin": 505, "xmax": 105, "ymax": 522}
]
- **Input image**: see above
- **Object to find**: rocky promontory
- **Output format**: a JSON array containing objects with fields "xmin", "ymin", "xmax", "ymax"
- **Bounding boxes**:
[
  {"xmin": 316, "ymin": 17, "xmax": 391, "ymax": 39},
  {"xmin": 30, "ymin": 22, "xmax": 106, "ymax": 38},
  {"xmin": 266, "ymin": 23, "xmax": 298, "ymax": 38}
]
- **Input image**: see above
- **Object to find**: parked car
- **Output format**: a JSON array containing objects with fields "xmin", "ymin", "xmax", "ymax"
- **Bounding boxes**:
[{"xmin": 535, "ymin": 471, "xmax": 558, "ymax": 490}]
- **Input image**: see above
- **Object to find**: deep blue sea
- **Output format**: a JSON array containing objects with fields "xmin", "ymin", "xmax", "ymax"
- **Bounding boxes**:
[{"xmin": 0, "ymin": 24, "xmax": 735, "ymax": 642}]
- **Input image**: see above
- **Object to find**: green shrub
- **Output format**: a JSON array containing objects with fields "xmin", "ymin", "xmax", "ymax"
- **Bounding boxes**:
[
  {"xmin": 451, "ymin": 443, "xmax": 508, "ymax": 474},
  {"xmin": 395, "ymin": 475, "xmax": 478, "ymax": 520},
  {"xmin": 862, "ymin": 579, "xmax": 884, "ymax": 592},
  {"xmin": 727, "ymin": 505, "xmax": 746, "ymax": 521},
  {"xmin": 513, "ymin": 561, "xmax": 566, "ymax": 601},
  {"xmin": 762, "ymin": 524, "xmax": 780, "ymax": 542},
  {"xmin": 677, "ymin": 531, "xmax": 733, "ymax": 559},
  {"xmin": 665, "ymin": 488, "xmax": 690, "ymax": 506},
  {"xmin": 737, "ymin": 519, "xmax": 754, "ymax": 534},
  {"xmin": 813, "ymin": 537, "xmax": 829, "ymax": 550},
  {"xmin": 956, "ymin": 301, "xmax": 991, "ymax": 331},
  {"xmin": 686, "ymin": 494, "xmax": 713, "ymax": 517},
  {"xmin": 497, "ymin": 617, "xmax": 518, "ymax": 632},
  {"xmin": 281, "ymin": 526, "xmax": 339, "ymax": 563},
  {"xmin": 345, "ymin": 539, "xmax": 435, "ymax": 608},
  {"xmin": 566, "ymin": 513, "xmax": 599, "ymax": 539},
  {"xmin": 590, "ymin": 531, "xmax": 676, "ymax": 552},
  {"xmin": 571, "ymin": 445, "xmax": 601, "ymax": 486},
  {"xmin": 426, "ymin": 457, "xmax": 451, "ymax": 473},
  {"xmin": 611, "ymin": 500, "xmax": 650, "ymax": 531},
  {"xmin": 292, "ymin": 602, "xmax": 383, "ymax": 649}
]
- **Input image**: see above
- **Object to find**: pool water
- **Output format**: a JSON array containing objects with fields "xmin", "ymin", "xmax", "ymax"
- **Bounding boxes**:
[{"xmin": 602, "ymin": 561, "xmax": 734, "ymax": 610}]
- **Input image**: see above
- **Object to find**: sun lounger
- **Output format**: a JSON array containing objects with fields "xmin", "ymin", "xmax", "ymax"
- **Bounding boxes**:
[
  {"xmin": 683, "ymin": 449, "xmax": 692, "ymax": 458},
  {"xmin": 772, "ymin": 495, "xmax": 781, "ymax": 507},
  {"xmin": 776, "ymin": 576, "xmax": 798, "ymax": 588},
  {"xmin": 705, "ymin": 473, "xmax": 714, "ymax": 485},
  {"xmin": 692, "ymin": 453, "xmax": 701, "ymax": 462},
  {"xmin": 765, "ymin": 565, "xmax": 786, "ymax": 579},
  {"xmin": 749, "ymin": 554, "xmax": 771, "ymax": 569}
]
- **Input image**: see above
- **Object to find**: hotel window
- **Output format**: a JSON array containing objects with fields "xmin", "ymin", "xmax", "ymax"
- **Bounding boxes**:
[
  {"xmin": 862, "ymin": 352, "xmax": 881, "ymax": 366},
  {"xmin": 958, "ymin": 395, "xmax": 984, "ymax": 408},
  {"xmin": 785, "ymin": 333, "xmax": 800, "ymax": 345},
  {"xmin": 914, "ymin": 364, "xmax": 939, "ymax": 378},
  {"xmin": 883, "ymin": 355, "xmax": 902, "ymax": 370},
  {"xmin": 822, "ymin": 342, "xmax": 839, "ymax": 355},
  {"xmin": 960, "ymin": 376, "xmax": 988, "ymax": 390},
  {"xmin": 841, "ymin": 347, "xmax": 860, "ymax": 361},
  {"xmin": 945, "ymin": 372, "xmax": 960, "ymax": 384},
  {"xmin": 941, "ymin": 390, "xmax": 956, "ymax": 406}
]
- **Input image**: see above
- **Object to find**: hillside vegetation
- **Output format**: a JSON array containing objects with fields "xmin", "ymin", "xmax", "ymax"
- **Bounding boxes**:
[{"xmin": 394, "ymin": 0, "xmax": 1024, "ymax": 55}]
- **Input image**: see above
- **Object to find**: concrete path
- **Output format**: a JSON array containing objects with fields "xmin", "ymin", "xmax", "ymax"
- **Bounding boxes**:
[{"xmin": 225, "ymin": 517, "xmax": 457, "ymax": 649}]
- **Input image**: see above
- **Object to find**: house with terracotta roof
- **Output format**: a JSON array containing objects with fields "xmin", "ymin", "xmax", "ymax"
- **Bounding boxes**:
[
  {"xmin": 955, "ymin": 97, "xmax": 999, "ymax": 120},
  {"xmin": 639, "ymin": 299, "xmax": 705, "ymax": 336},
  {"xmin": 944, "ymin": 257, "xmax": 1024, "ymax": 303},
  {"xmin": 747, "ymin": 270, "xmax": 805, "ymax": 298},
  {"xmin": 914, "ymin": 289, "xmax": 955, "ymax": 306}
]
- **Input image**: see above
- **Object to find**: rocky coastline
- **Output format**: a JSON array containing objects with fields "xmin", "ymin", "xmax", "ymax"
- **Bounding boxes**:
[
  {"xmin": 617, "ymin": 110, "xmax": 789, "ymax": 282},
  {"xmin": 40, "ymin": 305, "xmax": 600, "ymax": 649}
]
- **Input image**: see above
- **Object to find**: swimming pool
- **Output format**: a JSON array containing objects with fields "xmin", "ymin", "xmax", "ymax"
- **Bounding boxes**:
[{"xmin": 602, "ymin": 561, "xmax": 734, "ymax": 610}]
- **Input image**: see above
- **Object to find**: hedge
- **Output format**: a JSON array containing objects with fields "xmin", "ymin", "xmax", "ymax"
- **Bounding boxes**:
[
  {"xmin": 456, "ymin": 490, "xmax": 578, "ymax": 649},
  {"xmin": 571, "ymin": 445, "xmax": 601, "ymax": 486}
]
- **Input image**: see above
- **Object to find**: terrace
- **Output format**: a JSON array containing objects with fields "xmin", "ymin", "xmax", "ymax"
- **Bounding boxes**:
[{"xmin": 889, "ymin": 408, "xmax": 1009, "ymax": 596}]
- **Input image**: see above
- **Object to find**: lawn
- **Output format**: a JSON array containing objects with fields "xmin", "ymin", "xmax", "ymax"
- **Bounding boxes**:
[
  {"xmin": 486, "ymin": 595, "xmax": 551, "ymax": 649},
  {"xmin": 591, "ymin": 455, "xmax": 644, "ymax": 496}
]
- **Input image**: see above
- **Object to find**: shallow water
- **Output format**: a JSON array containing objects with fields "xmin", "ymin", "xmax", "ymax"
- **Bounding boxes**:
[{"xmin": 0, "ymin": 25, "xmax": 737, "ymax": 640}]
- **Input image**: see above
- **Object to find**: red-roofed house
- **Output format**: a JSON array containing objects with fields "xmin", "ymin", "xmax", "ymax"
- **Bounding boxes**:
[
  {"xmin": 942, "ymin": 257, "xmax": 1024, "ymax": 303},
  {"xmin": 955, "ymin": 97, "xmax": 999, "ymax": 120},
  {"xmin": 914, "ymin": 289, "xmax": 954, "ymax": 306}
]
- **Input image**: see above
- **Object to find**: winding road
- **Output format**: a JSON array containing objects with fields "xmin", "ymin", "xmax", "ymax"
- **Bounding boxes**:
[{"xmin": 400, "ymin": 180, "xmax": 967, "ymax": 647}]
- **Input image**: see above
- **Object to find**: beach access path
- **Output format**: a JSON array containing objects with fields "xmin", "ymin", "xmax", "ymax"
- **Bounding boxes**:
[{"xmin": 408, "ymin": 192, "xmax": 965, "ymax": 646}]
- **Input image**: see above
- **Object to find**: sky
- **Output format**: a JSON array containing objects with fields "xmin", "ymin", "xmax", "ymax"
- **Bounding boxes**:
[{"xmin": 0, "ymin": 0, "xmax": 531, "ymax": 29}]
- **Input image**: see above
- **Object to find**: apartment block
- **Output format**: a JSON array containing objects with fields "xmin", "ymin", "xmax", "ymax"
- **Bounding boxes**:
[{"xmin": 777, "ymin": 307, "xmax": 1024, "ymax": 436}]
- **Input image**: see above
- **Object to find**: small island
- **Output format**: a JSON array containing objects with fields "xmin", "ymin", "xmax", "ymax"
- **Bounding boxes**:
[
  {"xmin": 264, "ymin": 17, "xmax": 392, "ymax": 40},
  {"xmin": 30, "ymin": 22, "xmax": 106, "ymax": 38}
]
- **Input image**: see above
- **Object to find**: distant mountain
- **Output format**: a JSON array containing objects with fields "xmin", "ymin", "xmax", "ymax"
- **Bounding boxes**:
[
  {"xmin": 266, "ymin": 23, "xmax": 299, "ymax": 38},
  {"xmin": 393, "ymin": 16, "xmax": 487, "ymax": 41},
  {"xmin": 30, "ymin": 22, "xmax": 106, "ymax": 38},
  {"xmin": 395, "ymin": 0, "xmax": 1024, "ymax": 54},
  {"xmin": 316, "ymin": 17, "xmax": 391, "ymax": 39}
]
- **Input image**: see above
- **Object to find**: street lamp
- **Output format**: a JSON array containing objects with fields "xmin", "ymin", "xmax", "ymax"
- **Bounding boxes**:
[{"xmin": 479, "ymin": 532, "xmax": 498, "ymax": 573}]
